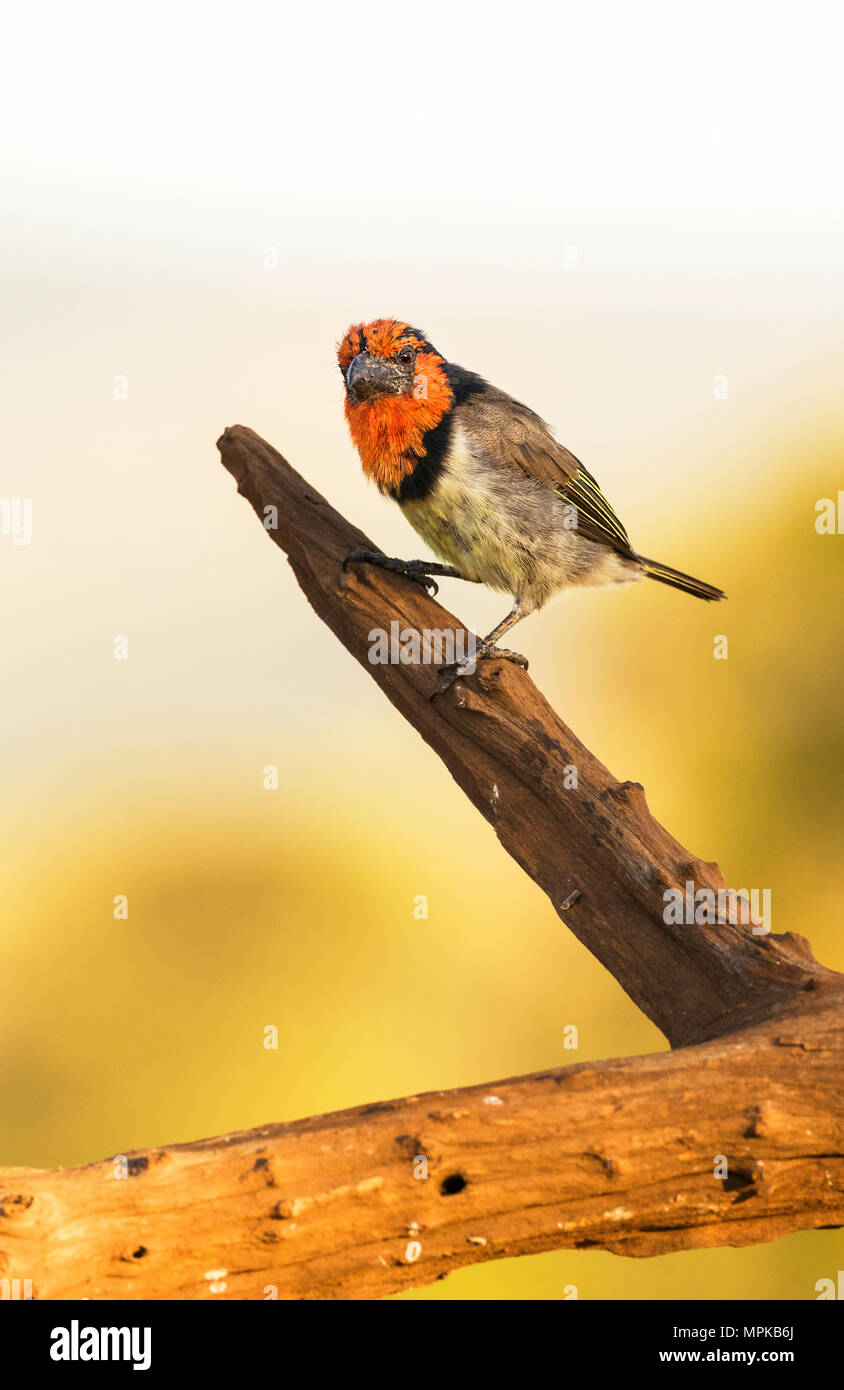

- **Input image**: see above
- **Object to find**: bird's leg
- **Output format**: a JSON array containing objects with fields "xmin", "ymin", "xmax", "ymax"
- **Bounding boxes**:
[
  {"xmin": 343, "ymin": 548, "xmax": 468, "ymax": 598},
  {"xmin": 431, "ymin": 602, "xmax": 530, "ymax": 699}
]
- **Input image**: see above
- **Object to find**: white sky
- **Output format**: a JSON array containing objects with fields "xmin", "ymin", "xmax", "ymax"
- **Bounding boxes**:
[{"xmin": 3, "ymin": 0, "xmax": 843, "ymax": 276}]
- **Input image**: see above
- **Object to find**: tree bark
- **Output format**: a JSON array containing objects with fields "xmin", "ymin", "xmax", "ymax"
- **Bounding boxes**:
[{"xmin": 1, "ymin": 424, "xmax": 841, "ymax": 1300}]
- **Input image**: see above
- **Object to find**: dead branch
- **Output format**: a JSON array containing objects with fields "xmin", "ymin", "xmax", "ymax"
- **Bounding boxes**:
[
  {"xmin": 1, "ymin": 423, "xmax": 840, "ymax": 1301},
  {"xmin": 1, "ymin": 1006, "xmax": 842, "ymax": 1300}
]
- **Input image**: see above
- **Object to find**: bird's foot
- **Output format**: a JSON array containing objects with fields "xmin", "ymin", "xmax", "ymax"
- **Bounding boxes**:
[
  {"xmin": 480, "ymin": 645, "xmax": 530, "ymax": 670},
  {"xmin": 342, "ymin": 549, "xmax": 441, "ymax": 597},
  {"xmin": 431, "ymin": 643, "xmax": 529, "ymax": 700}
]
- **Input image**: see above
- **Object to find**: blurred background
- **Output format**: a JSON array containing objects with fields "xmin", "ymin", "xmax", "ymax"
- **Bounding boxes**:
[{"xmin": 1, "ymin": 0, "xmax": 842, "ymax": 1299}]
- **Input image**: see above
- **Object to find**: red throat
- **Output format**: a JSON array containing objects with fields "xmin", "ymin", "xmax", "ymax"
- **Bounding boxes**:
[{"xmin": 338, "ymin": 320, "xmax": 453, "ymax": 494}]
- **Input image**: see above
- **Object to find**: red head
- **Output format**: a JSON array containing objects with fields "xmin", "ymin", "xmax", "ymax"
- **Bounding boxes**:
[{"xmin": 337, "ymin": 318, "xmax": 453, "ymax": 494}]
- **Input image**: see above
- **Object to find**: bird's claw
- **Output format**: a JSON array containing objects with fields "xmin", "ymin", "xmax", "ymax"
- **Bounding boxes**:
[
  {"xmin": 413, "ymin": 573, "xmax": 439, "ymax": 597},
  {"xmin": 342, "ymin": 550, "xmax": 440, "ymax": 597},
  {"xmin": 486, "ymin": 646, "xmax": 529, "ymax": 670},
  {"xmin": 430, "ymin": 645, "xmax": 529, "ymax": 700},
  {"xmin": 342, "ymin": 548, "xmax": 380, "ymax": 573},
  {"xmin": 430, "ymin": 662, "xmax": 468, "ymax": 699}
]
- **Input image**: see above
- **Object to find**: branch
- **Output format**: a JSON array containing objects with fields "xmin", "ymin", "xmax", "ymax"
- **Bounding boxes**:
[
  {"xmin": 2, "ymin": 425, "xmax": 840, "ymax": 1301},
  {"xmin": 215, "ymin": 425, "xmax": 836, "ymax": 1048},
  {"xmin": 2, "ymin": 1006, "xmax": 842, "ymax": 1300}
]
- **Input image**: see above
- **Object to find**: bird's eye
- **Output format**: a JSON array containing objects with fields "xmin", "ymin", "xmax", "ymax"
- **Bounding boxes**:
[{"xmin": 398, "ymin": 347, "xmax": 414, "ymax": 366}]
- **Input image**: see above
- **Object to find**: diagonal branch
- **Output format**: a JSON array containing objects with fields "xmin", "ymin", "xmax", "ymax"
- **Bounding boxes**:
[{"xmin": 216, "ymin": 424, "xmax": 839, "ymax": 1048}]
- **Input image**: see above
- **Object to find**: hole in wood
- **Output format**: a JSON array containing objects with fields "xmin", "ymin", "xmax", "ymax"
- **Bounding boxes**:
[{"xmin": 440, "ymin": 1172, "xmax": 468, "ymax": 1196}]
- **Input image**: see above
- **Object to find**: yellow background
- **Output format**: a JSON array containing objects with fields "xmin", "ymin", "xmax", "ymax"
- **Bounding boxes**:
[{"xmin": 1, "ymin": 0, "xmax": 842, "ymax": 1299}]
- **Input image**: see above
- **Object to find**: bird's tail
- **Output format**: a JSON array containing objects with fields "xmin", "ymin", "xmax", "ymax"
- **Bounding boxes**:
[{"xmin": 637, "ymin": 555, "xmax": 725, "ymax": 602}]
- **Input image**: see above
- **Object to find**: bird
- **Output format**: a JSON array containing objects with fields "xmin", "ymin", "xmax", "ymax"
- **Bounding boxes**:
[{"xmin": 338, "ymin": 318, "xmax": 724, "ymax": 695}]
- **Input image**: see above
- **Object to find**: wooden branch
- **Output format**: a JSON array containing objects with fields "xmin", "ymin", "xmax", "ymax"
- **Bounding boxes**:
[
  {"xmin": 2, "ymin": 424, "xmax": 841, "ymax": 1301},
  {"xmin": 2, "ymin": 1004, "xmax": 842, "ymax": 1300},
  {"xmin": 214, "ymin": 425, "xmax": 837, "ymax": 1049}
]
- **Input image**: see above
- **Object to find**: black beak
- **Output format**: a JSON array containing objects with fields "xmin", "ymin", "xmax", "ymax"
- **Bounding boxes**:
[{"xmin": 345, "ymin": 351, "xmax": 396, "ymax": 402}]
